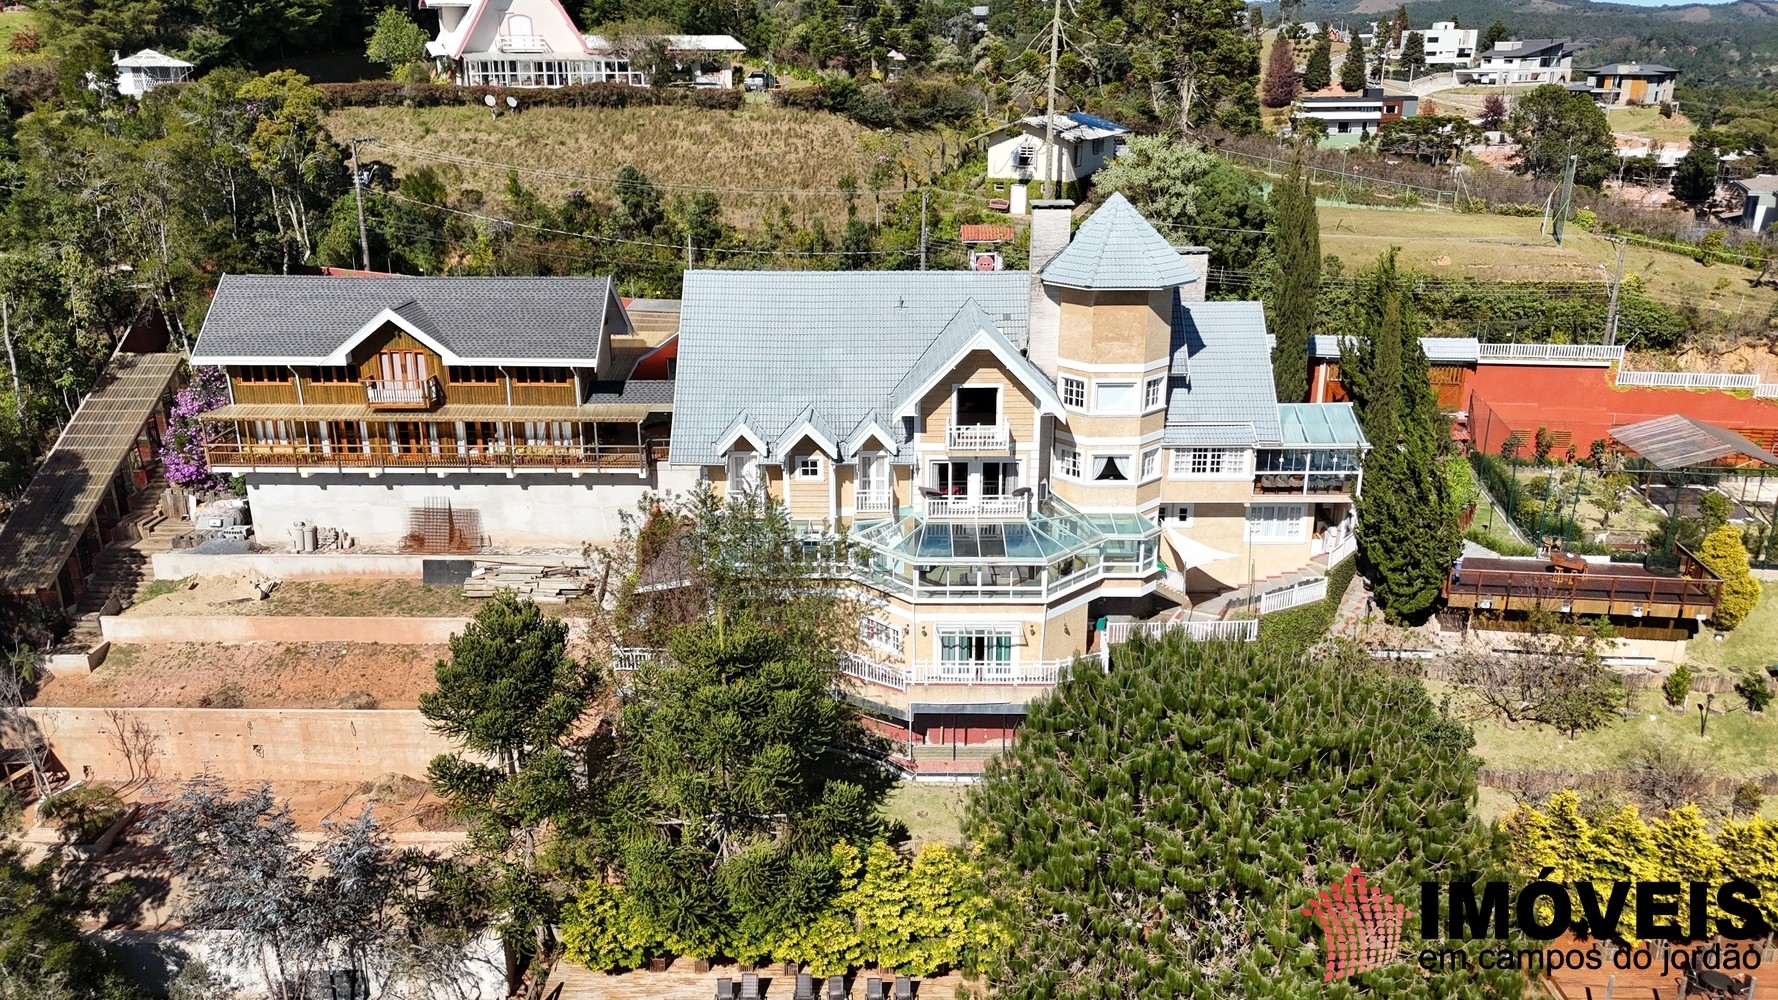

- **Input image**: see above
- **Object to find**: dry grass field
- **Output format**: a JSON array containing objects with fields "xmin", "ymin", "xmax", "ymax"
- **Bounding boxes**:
[
  {"xmin": 324, "ymin": 104, "xmax": 949, "ymax": 230},
  {"xmin": 1319, "ymin": 204, "xmax": 1778, "ymax": 322}
]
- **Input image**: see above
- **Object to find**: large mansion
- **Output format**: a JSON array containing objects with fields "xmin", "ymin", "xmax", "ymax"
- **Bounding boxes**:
[{"xmin": 187, "ymin": 195, "xmax": 1366, "ymax": 765}]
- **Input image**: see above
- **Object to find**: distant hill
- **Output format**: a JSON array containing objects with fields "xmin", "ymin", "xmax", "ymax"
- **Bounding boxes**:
[{"xmin": 1291, "ymin": 0, "xmax": 1778, "ymax": 83}]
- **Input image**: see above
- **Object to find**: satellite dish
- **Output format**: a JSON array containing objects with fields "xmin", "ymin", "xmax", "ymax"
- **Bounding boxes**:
[
  {"xmin": 483, "ymin": 94, "xmax": 497, "ymax": 107},
  {"xmin": 505, "ymin": 95, "xmax": 518, "ymax": 109}
]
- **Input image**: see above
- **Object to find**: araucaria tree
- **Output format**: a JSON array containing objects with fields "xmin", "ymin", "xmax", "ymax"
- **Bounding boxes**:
[
  {"xmin": 1267, "ymin": 159, "xmax": 1319, "ymax": 402},
  {"xmin": 1339, "ymin": 30, "xmax": 1368, "ymax": 92},
  {"xmin": 1302, "ymin": 24, "xmax": 1332, "ymax": 91},
  {"xmin": 967, "ymin": 636, "xmax": 1525, "ymax": 999},
  {"xmin": 1132, "ymin": 0, "xmax": 1262, "ymax": 133},
  {"xmin": 1260, "ymin": 37, "xmax": 1300, "ymax": 108},
  {"xmin": 1340, "ymin": 250, "xmax": 1461, "ymax": 621}
]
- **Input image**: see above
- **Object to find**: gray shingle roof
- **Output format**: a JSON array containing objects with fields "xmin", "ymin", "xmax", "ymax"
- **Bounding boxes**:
[
  {"xmin": 192, "ymin": 274, "xmax": 618, "ymax": 366},
  {"xmin": 1164, "ymin": 300, "xmax": 1281, "ymax": 447},
  {"xmin": 1042, "ymin": 193, "xmax": 1200, "ymax": 292},
  {"xmin": 670, "ymin": 270, "xmax": 1031, "ymax": 467}
]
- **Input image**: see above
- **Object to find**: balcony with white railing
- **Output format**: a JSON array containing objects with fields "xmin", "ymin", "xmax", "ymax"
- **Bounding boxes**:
[
  {"xmin": 945, "ymin": 422, "xmax": 1010, "ymax": 452},
  {"xmin": 362, "ymin": 376, "xmax": 441, "ymax": 410},
  {"xmin": 497, "ymin": 34, "xmax": 551, "ymax": 52},
  {"xmin": 918, "ymin": 491, "xmax": 1031, "ymax": 519},
  {"xmin": 855, "ymin": 490, "xmax": 896, "ymax": 515},
  {"xmin": 838, "ymin": 651, "xmax": 1074, "ymax": 692}
]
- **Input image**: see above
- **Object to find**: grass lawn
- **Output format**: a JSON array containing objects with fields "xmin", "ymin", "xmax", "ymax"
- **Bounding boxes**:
[
  {"xmin": 1687, "ymin": 588, "xmax": 1778, "ymax": 676},
  {"xmin": 1319, "ymin": 204, "xmax": 1778, "ymax": 320},
  {"xmin": 0, "ymin": 11, "xmax": 40, "ymax": 69},
  {"xmin": 1606, "ymin": 106, "xmax": 1694, "ymax": 145},
  {"xmin": 242, "ymin": 580, "xmax": 483, "ymax": 617},
  {"xmin": 1447, "ymin": 684, "xmax": 1778, "ymax": 779},
  {"xmin": 323, "ymin": 104, "xmax": 946, "ymax": 231},
  {"xmin": 884, "ymin": 782, "xmax": 969, "ymax": 847}
]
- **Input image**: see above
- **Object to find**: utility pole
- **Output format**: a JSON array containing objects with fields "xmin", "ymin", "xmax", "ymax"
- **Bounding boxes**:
[
  {"xmin": 349, "ymin": 136, "xmax": 376, "ymax": 271},
  {"xmin": 685, "ymin": 229, "xmax": 693, "ymax": 269},
  {"xmin": 0, "ymin": 296, "xmax": 21, "ymax": 443},
  {"xmin": 1040, "ymin": 0, "xmax": 1063, "ymax": 200},
  {"xmin": 1552, "ymin": 152, "xmax": 1577, "ymax": 245},
  {"xmin": 1603, "ymin": 236, "xmax": 1627, "ymax": 345},
  {"xmin": 919, "ymin": 189, "xmax": 929, "ymax": 270}
]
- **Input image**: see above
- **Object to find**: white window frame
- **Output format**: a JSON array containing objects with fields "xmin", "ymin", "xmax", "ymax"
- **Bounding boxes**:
[
  {"xmin": 727, "ymin": 451, "xmax": 762, "ymax": 493},
  {"xmin": 1060, "ymin": 376, "xmax": 1086, "ymax": 409},
  {"xmin": 1054, "ymin": 446, "xmax": 1081, "ymax": 480},
  {"xmin": 1156, "ymin": 503, "xmax": 1195, "ymax": 528},
  {"xmin": 1089, "ymin": 453, "xmax": 1135, "ymax": 483},
  {"xmin": 1143, "ymin": 376, "xmax": 1166, "ymax": 411},
  {"xmin": 1248, "ymin": 504, "xmax": 1306, "ymax": 543},
  {"xmin": 935, "ymin": 626, "xmax": 1017, "ymax": 676},
  {"xmin": 1093, "ymin": 381, "xmax": 1138, "ymax": 414},
  {"xmin": 795, "ymin": 454, "xmax": 824, "ymax": 480},
  {"xmin": 860, "ymin": 615, "xmax": 903, "ymax": 655},
  {"xmin": 1139, "ymin": 447, "xmax": 1161, "ymax": 482},
  {"xmin": 1171, "ymin": 447, "xmax": 1249, "ymax": 479}
]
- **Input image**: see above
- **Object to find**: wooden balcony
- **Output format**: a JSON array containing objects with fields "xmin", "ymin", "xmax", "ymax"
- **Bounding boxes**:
[
  {"xmin": 363, "ymin": 377, "xmax": 441, "ymax": 411},
  {"xmin": 1441, "ymin": 552, "xmax": 1721, "ymax": 620},
  {"xmin": 205, "ymin": 442, "xmax": 651, "ymax": 474}
]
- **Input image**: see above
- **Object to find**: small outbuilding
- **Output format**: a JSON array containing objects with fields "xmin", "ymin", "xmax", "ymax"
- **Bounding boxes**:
[{"xmin": 114, "ymin": 49, "xmax": 193, "ymax": 97}]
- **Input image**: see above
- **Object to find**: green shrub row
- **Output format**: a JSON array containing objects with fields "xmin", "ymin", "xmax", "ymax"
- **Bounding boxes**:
[
  {"xmin": 772, "ymin": 79, "xmax": 980, "ymax": 129},
  {"xmin": 1463, "ymin": 526, "xmax": 1535, "ymax": 557},
  {"xmin": 314, "ymin": 81, "xmax": 743, "ymax": 111},
  {"xmin": 1256, "ymin": 554, "xmax": 1357, "ymax": 655}
]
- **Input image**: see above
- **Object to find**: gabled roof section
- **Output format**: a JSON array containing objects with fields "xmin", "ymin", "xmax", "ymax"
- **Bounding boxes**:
[
  {"xmin": 1042, "ymin": 193, "xmax": 1199, "ymax": 292},
  {"xmin": 888, "ymin": 300, "xmax": 1065, "ymax": 421},
  {"xmin": 775, "ymin": 406, "xmax": 839, "ymax": 458},
  {"xmin": 669, "ymin": 270, "xmax": 1029, "ymax": 467},
  {"xmin": 1165, "ymin": 299, "xmax": 1281, "ymax": 445},
  {"xmin": 993, "ymin": 112, "xmax": 1131, "ymax": 143},
  {"xmin": 116, "ymin": 48, "xmax": 193, "ymax": 68},
  {"xmin": 846, "ymin": 410, "xmax": 901, "ymax": 456},
  {"xmin": 191, "ymin": 275, "xmax": 617, "ymax": 367},
  {"xmin": 715, "ymin": 412, "xmax": 767, "ymax": 455}
]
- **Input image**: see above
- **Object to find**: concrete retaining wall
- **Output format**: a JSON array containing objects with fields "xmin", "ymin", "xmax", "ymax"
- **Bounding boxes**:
[
  {"xmin": 23, "ymin": 707, "xmax": 456, "ymax": 783},
  {"xmin": 99, "ymin": 615, "xmax": 472, "ymax": 645},
  {"xmin": 242, "ymin": 467, "xmax": 700, "ymax": 548}
]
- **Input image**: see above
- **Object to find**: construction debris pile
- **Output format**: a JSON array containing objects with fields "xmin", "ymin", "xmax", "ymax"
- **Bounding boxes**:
[{"xmin": 461, "ymin": 564, "xmax": 585, "ymax": 603}]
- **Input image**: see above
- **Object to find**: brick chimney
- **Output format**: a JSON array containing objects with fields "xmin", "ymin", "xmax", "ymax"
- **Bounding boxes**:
[
  {"xmin": 1176, "ymin": 245, "xmax": 1210, "ymax": 303},
  {"xmin": 1025, "ymin": 200, "xmax": 1074, "ymax": 379}
]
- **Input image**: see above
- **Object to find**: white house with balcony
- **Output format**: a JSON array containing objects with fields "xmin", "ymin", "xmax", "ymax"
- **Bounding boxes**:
[
  {"xmin": 1453, "ymin": 38, "xmax": 1573, "ymax": 86},
  {"xmin": 421, "ymin": 0, "xmax": 743, "ymax": 87},
  {"xmin": 1362, "ymin": 21, "xmax": 1477, "ymax": 69},
  {"xmin": 669, "ymin": 194, "xmax": 1367, "ymax": 773}
]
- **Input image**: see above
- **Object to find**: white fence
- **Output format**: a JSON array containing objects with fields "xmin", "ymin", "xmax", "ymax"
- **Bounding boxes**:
[
  {"xmin": 1260, "ymin": 577, "xmax": 1329, "ymax": 614},
  {"xmin": 1756, "ymin": 384, "xmax": 1778, "ymax": 400},
  {"xmin": 920, "ymin": 493, "xmax": 1031, "ymax": 518},
  {"xmin": 1477, "ymin": 344, "xmax": 1625, "ymax": 363},
  {"xmin": 946, "ymin": 424, "xmax": 1010, "ymax": 451},
  {"xmin": 1615, "ymin": 369, "xmax": 1761, "ymax": 390},
  {"xmin": 1101, "ymin": 618, "xmax": 1258, "ymax": 646},
  {"xmin": 837, "ymin": 651, "xmax": 1073, "ymax": 690}
]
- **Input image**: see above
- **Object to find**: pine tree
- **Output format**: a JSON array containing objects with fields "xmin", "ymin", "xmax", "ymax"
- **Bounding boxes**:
[
  {"xmin": 1339, "ymin": 251, "xmax": 1460, "ymax": 621},
  {"xmin": 1267, "ymin": 159, "xmax": 1319, "ymax": 401},
  {"xmin": 1302, "ymin": 24, "xmax": 1332, "ymax": 91},
  {"xmin": 1482, "ymin": 19, "xmax": 1510, "ymax": 51},
  {"xmin": 1390, "ymin": 5, "xmax": 1409, "ymax": 47},
  {"xmin": 1261, "ymin": 35, "xmax": 1301, "ymax": 108},
  {"xmin": 1339, "ymin": 30, "xmax": 1368, "ymax": 92},
  {"xmin": 1401, "ymin": 31, "xmax": 1426, "ymax": 73}
]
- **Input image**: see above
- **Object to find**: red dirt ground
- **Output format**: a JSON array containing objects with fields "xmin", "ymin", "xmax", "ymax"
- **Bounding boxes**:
[{"xmin": 32, "ymin": 642, "xmax": 448, "ymax": 709}]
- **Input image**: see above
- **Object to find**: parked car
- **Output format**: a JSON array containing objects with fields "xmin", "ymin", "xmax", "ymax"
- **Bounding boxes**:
[{"xmin": 744, "ymin": 71, "xmax": 777, "ymax": 92}]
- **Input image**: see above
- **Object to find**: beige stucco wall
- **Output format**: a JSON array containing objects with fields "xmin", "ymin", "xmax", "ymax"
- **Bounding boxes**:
[
  {"xmin": 25, "ymin": 707, "xmax": 457, "ymax": 783},
  {"xmin": 1055, "ymin": 290, "xmax": 1173, "ymax": 368}
]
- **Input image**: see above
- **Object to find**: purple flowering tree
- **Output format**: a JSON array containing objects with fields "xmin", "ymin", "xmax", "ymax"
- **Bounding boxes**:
[{"xmin": 160, "ymin": 365, "xmax": 230, "ymax": 489}]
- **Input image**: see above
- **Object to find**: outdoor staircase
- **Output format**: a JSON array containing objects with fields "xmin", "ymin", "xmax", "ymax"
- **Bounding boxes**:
[
  {"xmin": 1190, "ymin": 563, "xmax": 1330, "ymax": 620},
  {"xmin": 60, "ymin": 476, "xmax": 181, "ymax": 651}
]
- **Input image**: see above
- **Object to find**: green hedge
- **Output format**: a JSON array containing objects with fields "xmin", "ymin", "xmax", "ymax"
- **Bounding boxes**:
[
  {"xmin": 772, "ymin": 79, "xmax": 980, "ymax": 129},
  {"xmin": 1256, "ymin": 555, "xmax": 1357, "ymax": 655},
  {"xmin": 315, "ymin": 81, "xmax": 744, "ymax": 111}
]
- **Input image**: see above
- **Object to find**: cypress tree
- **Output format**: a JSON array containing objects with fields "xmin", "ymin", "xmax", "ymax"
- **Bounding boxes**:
[
  {"xmin": 1339, "ymin": 251, "xmax": 1460, "ymax": 622},
  {"xmin": 1339, "ymin": 30, "xmax": 1368, "ymax": 92},
  {"xmin": 1302, "ymin": 25, "xmax": 1332, "ymax": 91},
  {"xmin": 1267, "ymin": 159, "xmax": 1319, "ymax": 402}
]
